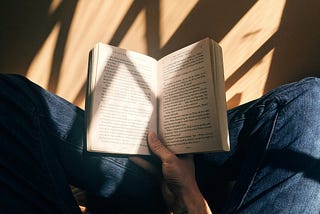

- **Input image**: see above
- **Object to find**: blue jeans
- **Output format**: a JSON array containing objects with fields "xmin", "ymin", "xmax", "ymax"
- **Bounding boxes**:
[{"xmin": 0, "ymin": 74, "xmax": 319, "ymax": 214}]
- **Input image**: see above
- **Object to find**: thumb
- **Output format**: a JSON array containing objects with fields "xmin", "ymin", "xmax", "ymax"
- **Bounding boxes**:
[{"xmin": 148, "ymin": 132, "xmax": 174, "ymax": 161}]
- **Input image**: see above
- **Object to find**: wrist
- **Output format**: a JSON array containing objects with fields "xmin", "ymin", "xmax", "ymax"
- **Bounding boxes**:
[{"xmin": 180, "ymin": 185, "xmax": 212, "ymax": 214}]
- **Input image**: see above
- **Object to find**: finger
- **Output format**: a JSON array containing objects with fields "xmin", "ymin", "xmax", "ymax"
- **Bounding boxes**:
[{"xmin": 148, "ymin": 132, "xmax": 174, "ymax": 161}]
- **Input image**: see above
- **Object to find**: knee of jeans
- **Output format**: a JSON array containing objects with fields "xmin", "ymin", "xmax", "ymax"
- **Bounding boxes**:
[
  {"xmin": 276, "ymin": 77, "xmax": 320, "ymax": 152},
  {"xmin": 292, "ymin": 77, "xmax": 320, "ymax": 109},
  {"xmin": 3, "ymin": 74, "xmax": 50, "ymax": 111},
  {"xmin": 275, "ymin": 77, "xmax": 320, "ymax": 115},
  {"xmin": 302, "ymin": 77, "xmax": 320, "ymax": 93},
  {"xmin": 1, "ymin": 74, "xmax": 33, "ymax": 106}
]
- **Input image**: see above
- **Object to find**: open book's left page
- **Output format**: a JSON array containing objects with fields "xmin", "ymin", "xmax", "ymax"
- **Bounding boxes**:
[{"xmin": 86, "ymin": 43, "xmax": 157, "ymax": 155}]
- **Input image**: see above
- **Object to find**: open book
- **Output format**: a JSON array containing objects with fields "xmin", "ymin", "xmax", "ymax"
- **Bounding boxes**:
[{"xmin": 85, "ymin": 38, "xmax": 229, "ymax": 155}]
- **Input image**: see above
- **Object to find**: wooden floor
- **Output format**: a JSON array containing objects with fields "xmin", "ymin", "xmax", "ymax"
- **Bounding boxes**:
[{"xmin": 1, "ymin": 0, "xmax": 320, "ymax": 109}]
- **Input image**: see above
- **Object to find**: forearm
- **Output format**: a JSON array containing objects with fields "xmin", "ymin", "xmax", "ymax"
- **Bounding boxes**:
[
  {"xmin": 181, "ymin": 186, "xmax": 212, "ymax": 214},
  {"xmin": 147, "ymin": 132, "xmax": 212, "ymax": 213}
]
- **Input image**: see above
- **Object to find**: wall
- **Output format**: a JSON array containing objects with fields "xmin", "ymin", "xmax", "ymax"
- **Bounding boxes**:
[{"xmin": 1, "ymin": 0, "xmax": 319, "ymax": 109}]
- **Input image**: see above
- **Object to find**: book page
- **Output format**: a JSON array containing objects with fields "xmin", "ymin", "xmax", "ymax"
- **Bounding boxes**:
[
  {"xmin": 210, "ymin": 42, "xmax": 230, "ymax": 151},
  {"xmin": 158, "ymin": 39, "xmax": 220, "ymax": 154},
  {"xmin": 87, "ymin": 44, "xmax": 157, "ymax": 154}
]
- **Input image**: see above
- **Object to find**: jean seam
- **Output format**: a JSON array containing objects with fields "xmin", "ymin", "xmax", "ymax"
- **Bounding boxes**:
[
  {"xmin": 101, "ymin": 156, "xmax": 153, "ymax": 177},
  {"xmin": 38, "ymin": 112, "xmax": 85, "ymax": 151},
  {"xmin": 36, "ymin": 90, "xmax": 85, "ymax": 150},
  {"xmin": 235, "ymin": 108, "xmax": 280, "ymax": 212}
]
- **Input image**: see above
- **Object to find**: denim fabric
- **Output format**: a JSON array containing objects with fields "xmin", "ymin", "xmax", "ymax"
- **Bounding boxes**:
[
  {"xmin": 0, "ymin": 74, "xmax": 319, "ymax": 214},
  {"xmin": 0, "ymin": 75, "xmax": 81, "ymax": 213},
  {"xmin": 196, "ymin": 77, "xmax": 320, "ymax": 214}
]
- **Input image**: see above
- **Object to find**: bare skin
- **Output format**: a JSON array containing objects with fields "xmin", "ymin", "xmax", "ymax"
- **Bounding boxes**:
[
  {"xmin": 147, "ymin": 132, "xmax": 212, "ymax": 214},
  {"xmin": 80, "ymin": 132, "xmax": 212, "ymax": 213}
]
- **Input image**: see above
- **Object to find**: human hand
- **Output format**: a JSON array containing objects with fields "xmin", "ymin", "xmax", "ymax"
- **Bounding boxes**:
[{"xmin": 147, "ymin": 132, "xmax": 212, "ymax": 214}]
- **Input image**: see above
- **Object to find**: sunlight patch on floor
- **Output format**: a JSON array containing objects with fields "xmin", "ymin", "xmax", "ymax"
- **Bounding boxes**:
[
  {"xmin": 220, "ymin": 0, "xmax": 286, "ymax": 78},
  {"xmin": 220, "ymin": 0, "xmax": 286, "ymax": 106},
  {"xmin": 159, "ymin": 0, "xmax": 199, "ymax": 48},
  {"xmin": 26, "ymin": 22, "xmax": 61, "ymax": 89}
]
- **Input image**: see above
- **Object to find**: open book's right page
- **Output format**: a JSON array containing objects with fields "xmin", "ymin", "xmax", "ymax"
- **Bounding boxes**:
[{"xmin": 157, "ymin": 38, "xmax": 230, "ymax": 154}]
